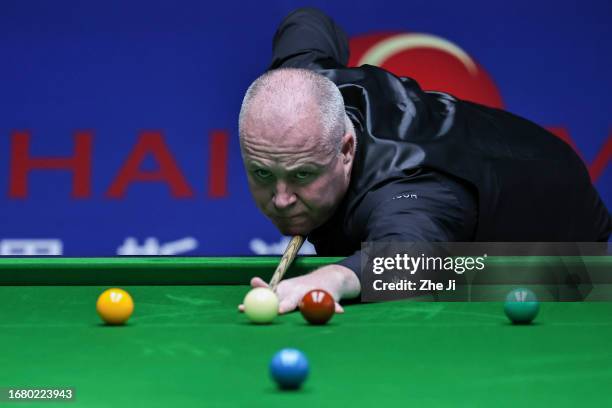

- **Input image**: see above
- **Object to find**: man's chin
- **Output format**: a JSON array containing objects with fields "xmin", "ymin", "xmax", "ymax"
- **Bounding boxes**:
[{"xmin": 278, "ymin": 225, "xmax": 311, "ymax": 236}]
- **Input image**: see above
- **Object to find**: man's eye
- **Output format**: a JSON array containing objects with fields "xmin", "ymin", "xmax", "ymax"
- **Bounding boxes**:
[
  {"xmin": 294, "ymin": 171, "xmax": 312, "ymax": 180},
  {"xmin": 254, "ymin": 169, "xmax": 272, "ymax": 179}
]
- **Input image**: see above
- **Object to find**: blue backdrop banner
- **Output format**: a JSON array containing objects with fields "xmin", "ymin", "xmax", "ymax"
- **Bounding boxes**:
[{"xmin": 1, "ymin": 0, "xmax": 610, "ymax": 255}]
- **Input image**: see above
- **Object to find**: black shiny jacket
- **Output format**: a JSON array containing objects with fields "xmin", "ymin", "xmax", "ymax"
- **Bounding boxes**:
[{"xmin": 267, "ymin": 8, "xmax": 611, "ymax": 274}]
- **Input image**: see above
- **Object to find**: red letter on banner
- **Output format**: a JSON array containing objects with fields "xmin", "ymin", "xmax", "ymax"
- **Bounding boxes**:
[
  {"xmin": 208, "ymin": 130, "xmax": 228, "ymax": 198},
  {"xmin": 106, "ymin": 131, "xmax": 194, "ymax": 198},
  {"xmin": 589, "ymin": 130, "xmax": 612, "ymax": 182},
  {"xmin": 9, "ymin": 130, "xmax": 93, "ymax": 198}
]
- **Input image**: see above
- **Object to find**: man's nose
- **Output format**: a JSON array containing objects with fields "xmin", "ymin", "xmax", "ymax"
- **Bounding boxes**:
[{"xmin": 273, "ymin": 182, "xmax": 297, "ymax": 209}]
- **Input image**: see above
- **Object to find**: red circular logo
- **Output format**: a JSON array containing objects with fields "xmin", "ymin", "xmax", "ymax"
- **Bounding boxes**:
[{"xmin": 349, "ymin": 32, "xmax": 504, "ymax": 109}]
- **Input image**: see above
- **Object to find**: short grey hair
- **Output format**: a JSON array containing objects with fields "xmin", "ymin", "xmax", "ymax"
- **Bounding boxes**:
[{"xmin": 239, "ymin": 68, "xmax": 350, "ymax": 153}]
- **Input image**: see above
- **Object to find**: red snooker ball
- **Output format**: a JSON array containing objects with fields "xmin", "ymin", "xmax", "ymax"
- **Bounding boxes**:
[{"xmin": 299, "ymin": 289, "xmax": 335, "ymax": 325}]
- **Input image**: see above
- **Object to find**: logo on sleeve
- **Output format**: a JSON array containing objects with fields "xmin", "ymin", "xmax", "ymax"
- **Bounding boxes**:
[{"xmin": 392, "ymin": 193, "xmax": 418, "ymax": 200}]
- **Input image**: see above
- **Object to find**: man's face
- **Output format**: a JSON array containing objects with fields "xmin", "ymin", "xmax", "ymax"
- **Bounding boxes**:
[{"xmin": 241, "ymin": 114, "xmax": 353, "ymax": 236}]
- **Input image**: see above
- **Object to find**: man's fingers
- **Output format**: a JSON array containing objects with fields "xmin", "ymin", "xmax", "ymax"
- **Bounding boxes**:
[
  {"xmin": 250, "ymin": 276, "xmax": 269, "ymax": 288},
  {"xmin": 239, "ymin": 278, "xmax": 268, "ymax": 312},
  {"xmin": 244, "ymin": 276, "xmax": 346, "ymax": 316},
  {"xmin": 241, "ymin": 298, "xmax": 344, "ymax": 315},
  {"xmin": 278, "ymin": 297, "xmax": 299, "ymax": 315}
]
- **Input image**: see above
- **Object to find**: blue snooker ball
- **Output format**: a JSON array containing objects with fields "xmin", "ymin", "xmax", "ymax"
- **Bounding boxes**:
[
  {"xmin": 504, "ymin": 288, "xmax": 539, "ymax": 324},
  {"xmin": 269, "ymin": 348, "xmax": 309, "ymax": 390}
]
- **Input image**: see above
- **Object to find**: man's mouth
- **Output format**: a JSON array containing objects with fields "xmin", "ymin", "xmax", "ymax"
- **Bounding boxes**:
[{"xmin": 274, "ymin": 214, "xmax": 303, "ymax": 221}]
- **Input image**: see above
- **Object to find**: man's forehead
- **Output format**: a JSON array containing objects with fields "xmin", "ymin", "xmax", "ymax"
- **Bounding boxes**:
[
  {"xmin": 241, "ymin": 128, "xmax": 335, "ymax": 169},
  {"xmin": 242, "ymin": 114, "xmax": 325, "ymax": 147},
  {"xmin": 242, "ymin": 135, "xmax": 330, "ymax": 161}
]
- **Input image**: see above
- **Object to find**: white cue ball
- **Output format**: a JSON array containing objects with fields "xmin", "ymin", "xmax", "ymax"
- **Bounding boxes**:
[{"xmin": 243, "ymin": 287, "xmax": 279, "ymax": 324}]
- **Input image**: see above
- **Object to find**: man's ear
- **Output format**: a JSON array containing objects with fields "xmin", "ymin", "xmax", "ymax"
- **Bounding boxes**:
[{"xmin": 340, "ymin": 132, "xmax": 355, "ymax": 165}]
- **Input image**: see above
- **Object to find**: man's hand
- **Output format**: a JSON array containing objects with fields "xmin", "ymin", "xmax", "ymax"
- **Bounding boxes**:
[{"xmin": 238, "ymin": 264, "xmax": 361, "ymax": 314}]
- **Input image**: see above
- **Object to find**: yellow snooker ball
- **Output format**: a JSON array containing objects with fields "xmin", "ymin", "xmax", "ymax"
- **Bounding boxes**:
[{"xmin": 96, "ymin": 288, "xmax": 134, "ymax": 325}]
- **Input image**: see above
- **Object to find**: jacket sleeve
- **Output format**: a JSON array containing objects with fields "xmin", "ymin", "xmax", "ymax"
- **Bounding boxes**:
[
  {"xmin": 269, "ymin": 7, "xmax": 350, "ymax": 70},
  {"xmin": 335, "ymin": 171, "xmax": 478, "ymax": 280}
]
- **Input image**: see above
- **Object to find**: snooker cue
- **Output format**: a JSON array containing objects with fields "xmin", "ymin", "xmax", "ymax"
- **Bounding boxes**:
[{"xmin": 269, "ymin": 235, "xmax": 305, "ymax": 292}]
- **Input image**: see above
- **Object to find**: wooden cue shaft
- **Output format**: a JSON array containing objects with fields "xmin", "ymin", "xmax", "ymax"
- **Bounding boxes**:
[{"xmin": 269, "ymin": 235, "xmax": 305, "ymax": 292}]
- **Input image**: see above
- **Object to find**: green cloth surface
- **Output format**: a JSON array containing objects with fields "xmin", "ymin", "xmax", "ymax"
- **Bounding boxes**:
[{"xmin": 1, "ymin": 285, "xmax": 611, "ymax": 407}]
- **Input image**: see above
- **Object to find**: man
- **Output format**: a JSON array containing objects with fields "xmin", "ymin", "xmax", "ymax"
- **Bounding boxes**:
[{"xmin": 238, "ymin": 8, "xmax": 612, "ymax": 313}]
